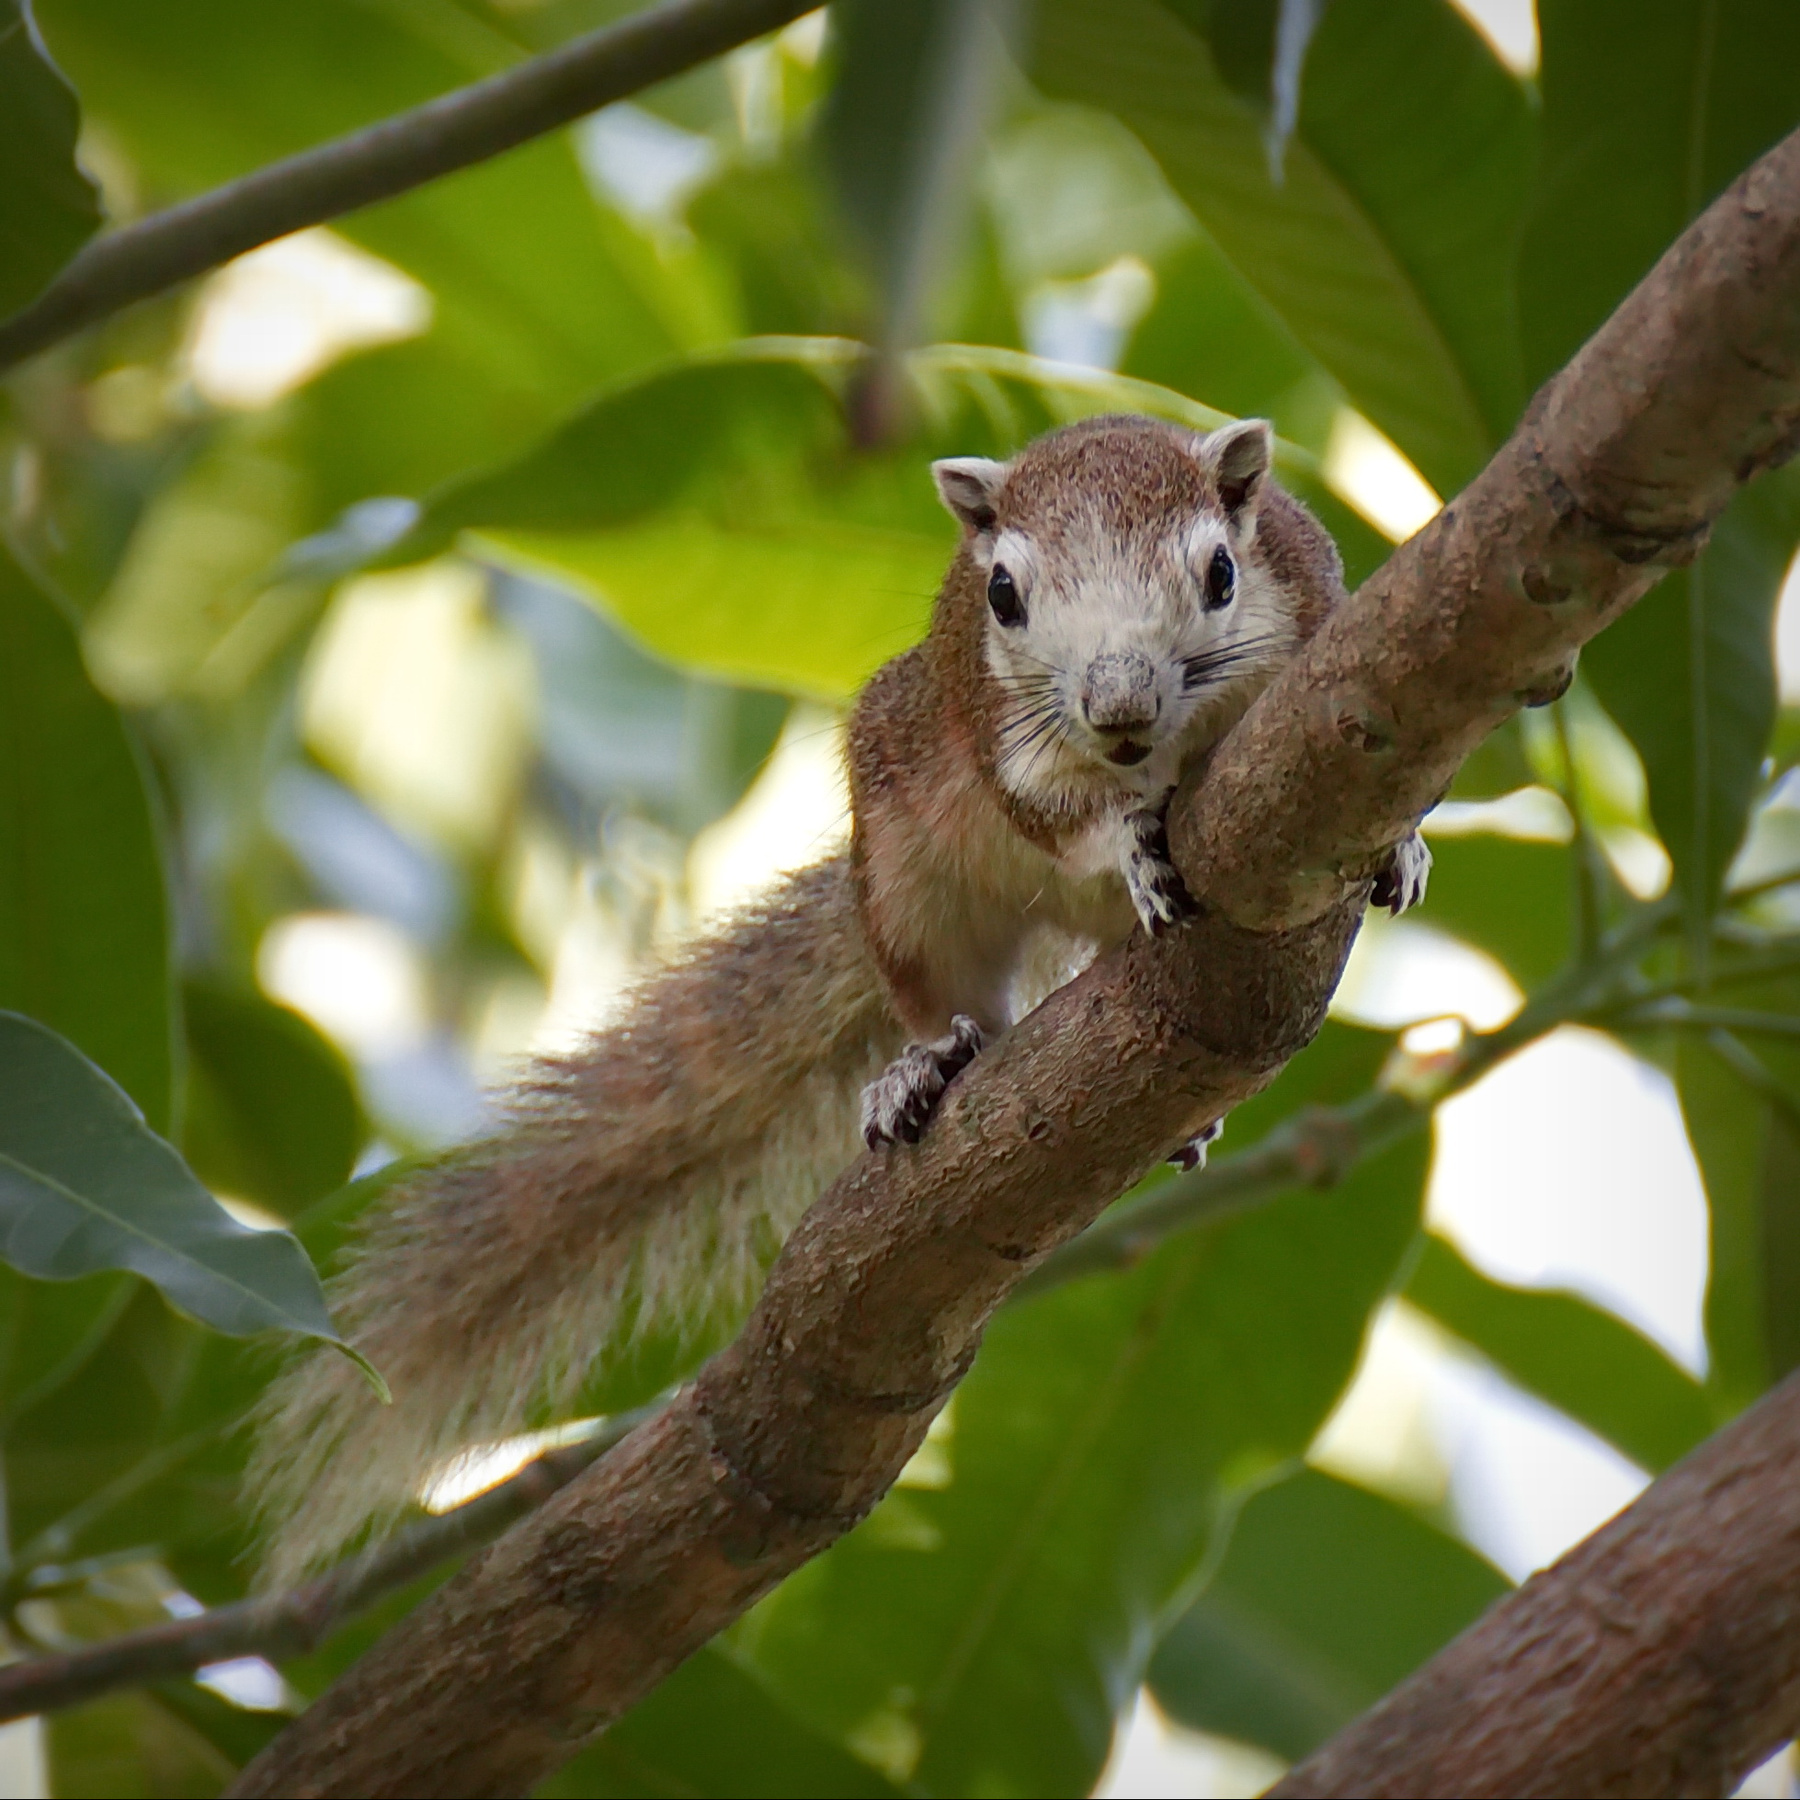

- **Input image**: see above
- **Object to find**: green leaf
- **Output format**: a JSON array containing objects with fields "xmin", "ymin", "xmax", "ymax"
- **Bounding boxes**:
[
  {"xmin": 1403, "ymin": 1232, "xmax": 1712, "ymax": 1473},
  {"xmin": 735, "ymin": 1024, "xmax": 1421, "ymax": 1796},
  {"xmin": 1149, "ymin": 1468, "xmax": 1509, "ymax": 1761},
  {"xmin": 0, "ymin": 0, "xmax": 102, "ymax": 316},
  {"xmin": 0, "ymin": 1010, "xmax": 349, "ymax": 1348},
  {"xmin": 0, "ymin": 542, "xmax": 174, "ymax": 1130},
  {"xmin": 1520, "ymin": 0, "xmax": 1800, "ymax": 389},
  {"xmin": 1035, "ymin": 0, "xmax": 1534, "ymax": 492},
  {"xmin": 820, "ymin": 0, "xmax": 1001, "ymax": 350},
  {"xmin": 382, "ymin": 336, "xmax": 1368, "ymax": 700},
  {"xmin": 538, "ymin": 1647, "xmax": 904, "ymax": 1799},
  {"xmin": 181, "ymin": 981, "xmax": 363, "ymax": 1221},
  {"xmin": 1582, "ymin": 476, "xmax": 1800, "ymax": 945},
  {"xmin": 1414, "ymin": 833, "xmax": 1572, "ymax": 991},
  {"xmin": 1673, "ymin": 1031, "xmax": 1800, "ymax": 1416}
]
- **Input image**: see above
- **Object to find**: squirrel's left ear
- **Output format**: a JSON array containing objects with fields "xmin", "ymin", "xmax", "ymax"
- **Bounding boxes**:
[
  {"xmin": 932, "ymin": 457, "xmax": 1010, "ymax": 533},
  {"xmin": 1199, "ymin": 419, "xmax": 1272, "ymax": 520}
]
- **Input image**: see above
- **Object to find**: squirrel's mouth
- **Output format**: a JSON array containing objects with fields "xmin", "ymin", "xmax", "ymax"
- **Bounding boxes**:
[{"xmin": 1106, "ymin": 739, "xmax": 1152, "ymax": 767}]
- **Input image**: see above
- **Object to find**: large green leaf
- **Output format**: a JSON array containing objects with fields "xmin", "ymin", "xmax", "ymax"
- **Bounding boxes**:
[
  {"xmin": 1673, "ymin": 1031, "xmax": 1800, "ymax": 1417},
  {"xmin": 377, "ymin": 336, "xmax": 1376, "ymax": 699},
  {"xmin": 1148, "ymin": 1468, "xmax": 1509, "ymax": 1762},
  {"xmin": 1413, "ymin": 833, "xmax": 1572, "ymax": 992},
  {"xmin": 1520, "ymin": 0, "xmax": 1800, "ymax": 389},
  {"xmin": 0, "ymin": 542, "xmax": 174, "ymax": 1129},
  {"xmin": 1582, "ymin": 475, "xmax": 1800, "ymax": 944},
  {"xmin": 734, "ymin": 1024, "xmax": 1421, "ymax": 1796},
  {"xmin": 0, "ymin": 0, "xmax": 101, "ymax": 316},
  {"xmin": 540, "ymin": 1647, "xmax": 903, "ymax": 1800},
  {"xmin": 181, "ymin": 981, "xmax": 363, "ymax": 1221},
  {"xmin": 1403, "ymin": 1232, "xmax": 1711, "ymax": 1473},
  {"xmin": 0, "ymin": 1011, "xmax": 350, "ymax": 1348},
  {"xmin": 1034, "ymin": 0, "xmax": 1535, "ymax": 493}
]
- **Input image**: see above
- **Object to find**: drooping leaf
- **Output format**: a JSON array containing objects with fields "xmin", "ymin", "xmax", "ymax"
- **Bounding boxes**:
[
  {"xmin": 1582, "ymin": 474, "xmax": 1800, "ymax": 944},
  {"xmin": 181, "ymin": 981, "xmax": 363, "ymax": 1221},
  {"xmin": 1403, "ymin": 1232, "xmax": 1712, "ymax": 1473},
  {"xmin": 821, "ymin": 0, "xmax": 1007, "ymax": 351},
  {"xmin": 1520, "ymin": 0, "xmax": 1800, "ymax": 389},
  {"xmin": 0, "ymin": 1011, "xmax": 349, "ymax": 1348},
  {"xmin": 1035, "ymin": 0, "xmax": 1535, "ymax": 493},
  {"xmin": 1149, "ymin": 1467, "xmax": 1509, "ymax": 1761},
  {"xmin": 1672, "ymin": 1030, "xmax": 1800, "ymax": 1416},
  {"xmin": 0, "ymin": 542, "xmax": 175, "ymax": 1130},
  {"xmin": 0, "ymin": 0, "xmax": 102, "ymax": 316},
  {"xmin": 539, "ymin": 1647, "xmax": 903, "ymax": 1799},
  {"xmin": 734, "ymin": 1024, "xmax": 1420, "ymax": 1796}
]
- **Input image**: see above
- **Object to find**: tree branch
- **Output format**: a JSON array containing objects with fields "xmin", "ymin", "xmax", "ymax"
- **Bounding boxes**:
[
  {"xmin": 1269, "ymin": 1367, "xmax": 1800, "ymax": 1798},
  {"xmin": 223, "ymin": 131, "xmax": 1800, "ymax": 1799},
  {"xmin": 0, "ymin": 0, "xmax": 816, "ymax": 374}
]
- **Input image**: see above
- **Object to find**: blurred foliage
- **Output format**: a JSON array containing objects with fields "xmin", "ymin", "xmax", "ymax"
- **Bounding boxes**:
[{"xmin": 1, "ymin": 1, "xmax": 1800, "ymax": 1795}]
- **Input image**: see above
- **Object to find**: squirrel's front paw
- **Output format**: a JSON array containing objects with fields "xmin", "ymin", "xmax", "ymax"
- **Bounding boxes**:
[
  {"xmin": 1371, "ymin": 832, "xmax": 1432, "ymax": 916},
  {"xmin": 1124, "ymin": 808, "xmax": 1197, "ymax": 937},
  {"xmin": 862, "ymin": 1015, "xmax": 985, "ymax": 1149}
]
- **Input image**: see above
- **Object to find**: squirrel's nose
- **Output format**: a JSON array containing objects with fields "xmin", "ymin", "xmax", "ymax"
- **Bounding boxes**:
[{"xmin": 1080, "ymin": 652, "xmax": 1160, "ymax": 735}]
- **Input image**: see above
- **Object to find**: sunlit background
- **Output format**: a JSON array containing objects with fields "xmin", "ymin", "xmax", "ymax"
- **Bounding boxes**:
[{"xmin": 8, "ymin": 0, "xmax": 1800, "ymax": 1790}]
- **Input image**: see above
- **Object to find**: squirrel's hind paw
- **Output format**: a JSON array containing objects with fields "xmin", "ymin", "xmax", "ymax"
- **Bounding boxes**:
[
  {"xmin": 862, "ymin": 1015, "xmax": 985, "ymax": 1149},
  {"xmin": 1169, "ymin": 1117, "xmax": 1225, "ymax": 1172},
  {"xmin": 1371, "ymin": 831, "xmax": 1432, "ymax": 915},
  {"xmin": 1124, "ymin": 807, "xmax": 1198, "ymax": 936}
]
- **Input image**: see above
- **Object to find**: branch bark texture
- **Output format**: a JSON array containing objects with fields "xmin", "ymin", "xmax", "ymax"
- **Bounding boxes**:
[
  {"xmin": 230, "ymin": 132, "xmax": 1800, "ymax": 1799},
  {"xmin": 0, "ymin": 0, "xmax": 815, "ymax": 372},
  {"xmin": 1271, "ymin": 1368, "xmax": 1800, "ymax": 1798}
]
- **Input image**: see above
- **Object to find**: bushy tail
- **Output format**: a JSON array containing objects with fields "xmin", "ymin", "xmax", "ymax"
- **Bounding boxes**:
[{"xmin": 248, "ymin": 857, "xmax": 899, "ymax": 1588}]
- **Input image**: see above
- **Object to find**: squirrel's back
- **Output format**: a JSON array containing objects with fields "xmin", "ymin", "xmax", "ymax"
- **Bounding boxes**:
[{"xmin": 248, "ymin": 856, "xmax": 901, "ymax": 1586}]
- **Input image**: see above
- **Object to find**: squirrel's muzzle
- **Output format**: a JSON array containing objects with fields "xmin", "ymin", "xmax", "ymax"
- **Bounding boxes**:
[{"xmin": 1080, "ymin": 650, "xmax": 1161, "ymax": 737}]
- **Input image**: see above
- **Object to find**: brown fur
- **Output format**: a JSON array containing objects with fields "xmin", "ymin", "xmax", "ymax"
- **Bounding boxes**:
[{"xmin": 250, "ymin": 415, "xmax": 1345, "ymax": 1581}]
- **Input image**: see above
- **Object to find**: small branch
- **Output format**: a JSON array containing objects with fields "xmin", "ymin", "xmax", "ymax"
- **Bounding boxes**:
[
  {"xmin": 1268, "ymin": 1367, "xmax": 1800, "ymax": 1798},
  {"xmin": 0, "ymin": 0, "xmax": 816, "ymax": 373},
  {"xmin": 0, "ymin": 1407, "xmax": 655, "ymax": 1723}
]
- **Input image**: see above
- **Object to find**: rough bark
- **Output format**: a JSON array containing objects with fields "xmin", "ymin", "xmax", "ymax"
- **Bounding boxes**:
[
  {"xmin": 230, "ymin": 130, "xmax": 1800, "ymax": 1799},
  {"xmin": 1270, "ymin": 1368, "xmax": 1800, "ymax": 1799}
]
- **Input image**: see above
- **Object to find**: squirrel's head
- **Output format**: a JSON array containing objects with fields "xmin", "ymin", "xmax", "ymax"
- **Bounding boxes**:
[{"xmin": 932, "ymin": 414, "xmax": 1336, "ymax": 804}]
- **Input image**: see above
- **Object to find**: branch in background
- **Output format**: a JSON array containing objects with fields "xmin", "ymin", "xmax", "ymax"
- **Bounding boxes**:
[
  {"xmin": 216, "ymin": 131, "xmax": 1800, "ymax": 1800},
  {"xmin": 0, "ymin": 0, "xmax": 817, "ymax": 373},
  {"xmin": 1270, "ymin": 1366, "xmax": 1800, "ymax": 1798},
  {"xmin": 0, "ymin": 1407, "xmax": 655, "ymax": 1723}
]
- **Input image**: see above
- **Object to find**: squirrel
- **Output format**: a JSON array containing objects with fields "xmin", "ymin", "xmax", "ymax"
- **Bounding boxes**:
[{"xmin": 248, "ymin": 412, "xmax": 1429, "ymax": 1584}]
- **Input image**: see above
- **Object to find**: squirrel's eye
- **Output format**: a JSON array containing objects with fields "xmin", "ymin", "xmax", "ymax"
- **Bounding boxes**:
[
  {"xmin": 988, "ymin": 565, "xmax": 1025, "ymax": 627},
  {"xmin": 1204, "ymin": 544, "xmax": 1236, "ymax": 610}
]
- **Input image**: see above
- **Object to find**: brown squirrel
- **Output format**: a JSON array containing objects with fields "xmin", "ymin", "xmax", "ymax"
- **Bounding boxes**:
[{"xmin": 249, "ymin": 412, "xmax": 1428, "ymax": 1583}]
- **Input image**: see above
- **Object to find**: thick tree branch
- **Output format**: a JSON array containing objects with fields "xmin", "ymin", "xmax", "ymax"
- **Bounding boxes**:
[
  {"xmin": 226, "ymin": 132, "xmax": 1800, "ymax": 1799},
  {"xmin": 0, "ymin": 0, "xmax": 816, "ymax": 373},
  {"xmin": 1270, "ymin": 1367, "xmax": 1800, "ymax": 1798}
]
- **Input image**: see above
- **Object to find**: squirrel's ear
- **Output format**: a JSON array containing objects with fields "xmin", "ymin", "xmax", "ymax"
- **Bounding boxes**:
[
  {"xmin": 932, "ymin": 457, "xmax": 1009, "ymax": 533},
  {"xmin": 1200, "ymin": 418, "xmax": 1273, "ymax": 520}
]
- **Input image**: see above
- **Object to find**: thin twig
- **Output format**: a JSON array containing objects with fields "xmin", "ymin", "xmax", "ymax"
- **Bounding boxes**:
[
  {"xmin": 0, "ymin": 1404, "xmax": 658, "ymax": 1723},
  {"xmin": 0, "ymin": 0, "xmax": 816, "ymax": 372}
]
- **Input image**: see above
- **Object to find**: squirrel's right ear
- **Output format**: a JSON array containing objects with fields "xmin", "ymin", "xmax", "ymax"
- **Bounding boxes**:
[{"xmin": 932, "ymin": 457, "xmax": 1010, "ymax": 533}]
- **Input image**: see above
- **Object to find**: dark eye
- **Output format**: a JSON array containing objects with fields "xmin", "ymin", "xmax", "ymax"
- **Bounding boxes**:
[
  {"xmin": 988, "ymin": 565, "xmax": 1025, "ymax": 627},
  {"xmin": 1204, "ymin": 544, "xmax": 1236, "ymax": 610}
]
